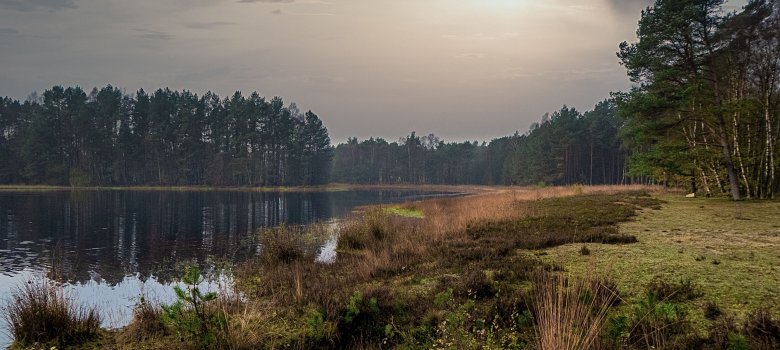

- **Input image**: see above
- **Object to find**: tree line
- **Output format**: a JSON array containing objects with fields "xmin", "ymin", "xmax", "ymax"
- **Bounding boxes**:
[
  {"xmin": 333, "ymin": 0, "xmax": 780, "ymax": 198},
  {"xmin": 331, "ymin": 100, "xmax": 627, "ymax": 186},
  {"xmin": 1, "ymin": 1, "xmax": 777, "ymax": 197},
  {"xmin": 617, "ymin": 0, "xmax": 780, "ymax": 199},
  {"xmin": 0, "ymin": 86, "xmax": 332, "ymax": 186}
]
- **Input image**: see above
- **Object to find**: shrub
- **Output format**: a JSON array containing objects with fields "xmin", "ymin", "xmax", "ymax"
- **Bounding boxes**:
[
  {"xmin": 743, "ymin": 308, "xmax": 780, "ymax": 348},
  {"xmin": 259, "ymin": 225, "xmax": 316, "ymax": 266},
  {"xmin": 580, "ymin": 245, "xmax": 591, "ymax": 255},
  {"xmin": 704, "ymin": 301, "xmax": 722, "ymax": 320},
  {"xmin": 126, "ymin": 296, "xmax": 167, "ymax": 340},
  {"xmin": 646, "ymin": 277, "xmax": 701, "ymax": 302},
  {"xmin": 161, "ymin": 266, "xmax": 225, "ymax": 349},
  {"xmin": 456, "ymin": 269, "xmax": 496, "ymax": 300},
  {"xmin": 626, "ymin": 294, "xmax": 691, "ymax": 348},
  {"xmin": 5, "ymin": 279, "xmax": 101, "ymax": 347},
  {"xmin": 338, "ymin": 209, "xmax": 391, "ymax": 251}
]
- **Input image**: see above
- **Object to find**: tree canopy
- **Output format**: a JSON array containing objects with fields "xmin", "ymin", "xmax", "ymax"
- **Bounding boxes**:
[
  {"xmin": 617, "ymin": 0, "xmax": 780, "ymax": 199},
  {"xmin": 0, "ymin": 86, "xmax": 331, "ymax": 186}
]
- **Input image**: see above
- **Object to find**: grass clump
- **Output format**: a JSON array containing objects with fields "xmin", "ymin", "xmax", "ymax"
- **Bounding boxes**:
[
  {"xmin": 532, "ymin": 272, "xmax": 618, "ymax": 350},
  {"xmin": 645, "ymin": 277, "xmax": 702, "ymax": 303},
  {"xmin": 385, "ymin": 205, "xmax": 425, "ymax": 218},
  {"xmin": 259, "ymin": 224, "xmax": 318, "ymax": 266},
  {"xmin": 338, "ymin": 209, "xmax": 392, "ymax": 251},
  {"xmin": 5, "ymin": 279, "xmax": 101, "ymax": 348},
  {"xmin": 125, "ymin": 297, "xmax": 167, "ymax": 341},
  {"xmin": 742, "ymin": 308, "xmax": 780, "ymax": 348}
]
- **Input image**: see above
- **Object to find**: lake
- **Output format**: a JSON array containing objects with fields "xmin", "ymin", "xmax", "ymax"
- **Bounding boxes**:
[{"xmin": 0, "ymin": 189, "xmax": 454, "ymax": 347}]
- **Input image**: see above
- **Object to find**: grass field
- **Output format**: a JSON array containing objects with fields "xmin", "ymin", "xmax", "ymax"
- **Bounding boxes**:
[{"xmin": 542, "ymin": 195, "xmax": 780, "ymax": 328}]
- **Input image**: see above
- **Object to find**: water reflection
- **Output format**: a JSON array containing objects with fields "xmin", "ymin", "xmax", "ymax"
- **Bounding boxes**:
[
  {"xmin": 0, "ymin": 189, "xmax": 453, "ymax": 346},
  {"xmin": 0, "ymin": 190, "xmax": 442, "ymax": 285}
]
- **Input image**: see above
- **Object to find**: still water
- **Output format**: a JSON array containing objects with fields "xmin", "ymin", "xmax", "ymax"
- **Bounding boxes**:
[{"xmin": 0, "ymin": 189, "xmax": 452, "ymax": 346}]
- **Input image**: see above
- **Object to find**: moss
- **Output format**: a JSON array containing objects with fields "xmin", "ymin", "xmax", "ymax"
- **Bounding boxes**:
[
  {"xmin": 385, "ymin": 206, "xmax": 425, "ymax": 218},
  {"xmin": 541, "ymin": 194, "xmax": 780, "ymax": 331}
]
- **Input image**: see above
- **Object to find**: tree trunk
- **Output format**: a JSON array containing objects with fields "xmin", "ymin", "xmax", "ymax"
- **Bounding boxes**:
[{"xmin": 716, "ymin": 122, "xmax": 741, "ymax": 200}]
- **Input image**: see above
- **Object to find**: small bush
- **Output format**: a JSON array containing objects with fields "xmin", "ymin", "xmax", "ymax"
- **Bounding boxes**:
[
  {"xmin": 626, "ymin": 294, "xmax": 691, "ymax": 349},
  {"xmin": 580, "ymin": 245, "xmax": 591, "ymax": 255},
  {"xmin": 705, "ymin": 315, "xmax": 741, "ymax": 349},
  {"xmin": 646, "ymin": 277, "xmax": 701, "ymax": 302},
  {"xmin": 5, "ymin": 279, "xmax": 101, "ymax": 347},
  {"xmin": 127, "ymin": 296, "xmax": 167, "ymax": 340},
  {"xmin": 161, "ymin": 266, "xmax": 225, "ymax": 349},
  {"xmin": 456, "ymin": 269, "xmax": 496, "ymax": 300},
  {"xmin": 743, "ymin": 308, "xmax": 780, "ymax": 347},
  {"xmin": 338, "ymin": 209, "xmax": 391, "ymax": 251},
  {"xmin": 260, "ymin": 225, "xmax": 316, "ymax": 266},
  {"xmin": 704, "ymin": 301, "xmax": 722, "ymax": 320}
]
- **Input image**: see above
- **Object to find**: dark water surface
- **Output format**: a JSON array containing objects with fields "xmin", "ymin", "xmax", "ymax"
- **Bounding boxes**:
[{"xmin": 0, "ymin": 189, "xmax": 453, "ymax": 346}]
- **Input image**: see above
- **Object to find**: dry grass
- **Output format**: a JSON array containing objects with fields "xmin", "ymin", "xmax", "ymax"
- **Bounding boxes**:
[
  {"xmin": 4, "ymin": 278, "xmax": 102, "ymax": 347},
  {"xmin": 122, "ymin": 297, "xmax": 167, "ymax": 342},
  {"xmin": 533, "ymin": 272, "xmax": 619, "ymax": 350},
  {"xmin": 114, "ymin": 184, "xmax": 664, "ymax": 348},
  {"xmin": 416, "ymin": 185, "xmax": 657, "ymax": 241}
]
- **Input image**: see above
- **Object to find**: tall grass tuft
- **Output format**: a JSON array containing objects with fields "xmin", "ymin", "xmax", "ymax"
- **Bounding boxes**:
[
  {"xmin": 4, "ymin": 278, "xmax": 101, "ymax": 347},
  {"xmin": 259, "ymin": 224, "xmax": 318, "ymax": 266},
  {"xmin": 533, "ymin": 272, "xmax": 618, "ymax": 350},
  {"xmin": 338, "ymin": 208, "xmax": 392, "ymax": 251},
  {"xmin": 125, "ymin": 296, "xmax": 167, "ymax": 341}
]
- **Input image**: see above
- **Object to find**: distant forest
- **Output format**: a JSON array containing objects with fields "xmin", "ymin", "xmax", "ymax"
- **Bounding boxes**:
[
  {"xmin": 336, "ymin": 0, "xmax": 780, "ymax": 199},
  {"xmin": 331, "ymin": 101, "xmax": 626, "ymax": 186},
  {"xmin": 0, "ymin": 86, "xmax": 332, "ymax": 186},
  {"xmin": 0, "ymin": 1, "xmax": 777, "ymax": 198}
]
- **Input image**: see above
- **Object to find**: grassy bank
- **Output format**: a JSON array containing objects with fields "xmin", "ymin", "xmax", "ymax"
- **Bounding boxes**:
[
  {"xmin": 541, "ymin": 195, "xmax": 780, "ymax": 328},
  {"xmin": 5, "ymin": 185, "xmax": 780, "ymax": 349}
]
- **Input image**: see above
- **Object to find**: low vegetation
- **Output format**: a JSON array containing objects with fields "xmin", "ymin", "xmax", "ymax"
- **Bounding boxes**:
[
  {"xmin": 5, "ymin": 185, "xmax": 780, "ymax": 349},
  {"xmin": 4, "ymin": 278, "xmax": 101, "ymax": 348}
]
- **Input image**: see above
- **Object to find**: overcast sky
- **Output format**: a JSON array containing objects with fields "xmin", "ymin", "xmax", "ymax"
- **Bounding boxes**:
[{"xmin": 0, "ymin": 0, "xmax": 748, "ymax": 143}]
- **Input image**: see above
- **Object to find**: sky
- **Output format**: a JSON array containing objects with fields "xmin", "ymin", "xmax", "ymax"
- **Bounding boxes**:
[{"xmin": 0, "ymin": 0, "xmax": 748, "ymax": 144}]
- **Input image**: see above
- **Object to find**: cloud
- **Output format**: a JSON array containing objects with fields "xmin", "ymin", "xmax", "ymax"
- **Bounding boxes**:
[
  {"xmin": 271, "ymin": 8, "xmax": 334, "ymax": 16},
  {"xmin": 133, "ymin": 29, "xmax": 173, "ymax": 40},
  {"xmin": 238, "ymin": 0, "xmax": 294, "ymax": 3},
  {"xmin": 0, "ymin": 28, "xmax": 19, "ymax": 35},
  {"xmin": 604, "ymin": 0, "xmax": 652, "ymax": 15},
  {"xmin": 0, "ymin": 0, "xmax": 77, "ymax": 11},
  {"xmin": 455, "ymin": 53, "xmax": 485, "ymax": 59},
  {"xmin": 183, "ymin": 21, "xmax": 235, "ymax": 30},
  {"xmin": 441, "ymin": 32, "xmax": 521, "ymax": 41}
]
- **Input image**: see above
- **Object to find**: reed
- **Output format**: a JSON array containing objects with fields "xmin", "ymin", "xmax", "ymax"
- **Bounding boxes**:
[
  {"xmin": 533, "ymin": 272, "xmax": 618, "ymax": 350},
  {"xmin": 4, "ymin": 278, "xmax": 101, "ymax": 347}
]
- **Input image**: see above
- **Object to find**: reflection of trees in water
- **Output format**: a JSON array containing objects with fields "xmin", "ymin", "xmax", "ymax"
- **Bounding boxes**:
[
  {"xmin": 0, "ymin": 191, "xmax": 334, "ymax": 286},
  {"xmin": 0, "ymin": 190, "xmax": 442, "ymax": 286}
]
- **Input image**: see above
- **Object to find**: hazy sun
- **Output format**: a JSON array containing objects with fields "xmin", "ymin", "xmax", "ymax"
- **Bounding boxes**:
[{"xmin": 478, "ymin": 0, "xmax": 527, "ymax": 11}]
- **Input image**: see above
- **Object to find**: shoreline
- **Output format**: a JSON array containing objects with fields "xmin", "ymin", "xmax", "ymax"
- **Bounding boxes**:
[{"xmin": 0, "ymin": 183, "xmax": 504, "ymax": 194}]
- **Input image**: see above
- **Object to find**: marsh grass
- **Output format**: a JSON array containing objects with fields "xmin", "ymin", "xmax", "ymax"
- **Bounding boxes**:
[
  {"xmin": 5, "ymin": 278, "xmax": 101, "ymax": 347},
  {"xmin": 124, "ymin": 297, "xmax": 167, "ymax": 341},
  {"xmin": 533, "ymin": 272, "xmax": 619, "ymax": 350},
  {"xmin": 120, "ymin": 185, "xmax": 665, "ymax": 348},
  {"xmin": 259, "ymin": 224, "xmax": 320, "ymax": 267}
]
